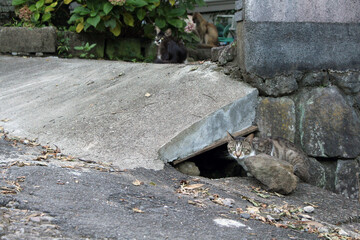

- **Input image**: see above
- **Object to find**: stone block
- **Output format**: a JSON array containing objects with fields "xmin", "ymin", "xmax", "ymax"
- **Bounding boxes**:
[
  {"xmin": 235, "ymin": 0, "xmax": 243, "ymax": 10},
  {"xmin": 243, "ymin": 0, "xmax": 360, "ymax": 23},
  {"xmin": 0, "ymin": 27, "xmax": 56, "ymax": 53},
  {"xmin": 237, "ymin": 22, "xmax": 360, "ymax": 77},
  {"xmin": 329, "ymin": 70, "xmax": 360, "ymax": 95},
  {"xmin": 297, "ymin": 86, "xmax": 360, "ymax": 158},
  {"xmin": 308, "ymin": 157, "xmax": 326, "ymax": 188},
  {"xmin": 256, "ymin": 97, "xmax": 295, "ymax": 142},
  {"xmin": 218, "ymin": 43, "xmax": 236, "ymax": 66},
  {"xmin": 335, "ymin": 159, "xmax": 360, "ymax": 199},
  {"xmin": 243, "ymin": 72, "xmax": 298, "ymax": 96},
  {"xmin": 211, "ymin": 46, "xmax": 225, "ymax": 62},
  {"xmin": 234, "ymin": 10, "xmax": 243, "ymax": 22},
  {"xmin": 299, "ymin": 71, "xmax": 329, "ymax": 87}
]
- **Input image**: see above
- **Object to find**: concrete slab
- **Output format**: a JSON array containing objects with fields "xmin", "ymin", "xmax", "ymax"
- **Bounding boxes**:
[
  {"xmin": 0, "ymin": 27, "xmax": 56, "ymax": 53},
  {"xmin": 0, "ymin": 56, "xmax": 256, "ymax": 170}
]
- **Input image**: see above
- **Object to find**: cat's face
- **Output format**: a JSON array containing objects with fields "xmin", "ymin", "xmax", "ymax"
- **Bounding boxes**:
[
  {"xmin": 227, "ymin": 132, "xmax": 255, "ymax": 160},
  {"xmin": 154, "ymin": 27, "xmax": 172, "ymax": 46}
]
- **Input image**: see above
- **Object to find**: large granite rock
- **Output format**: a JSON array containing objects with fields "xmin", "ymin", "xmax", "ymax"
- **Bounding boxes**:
[
  {"xmin": 329, "ymin": 70, "xmax": 360, "ymax": 94},
  {"xmin": 243, "ymin": 73, "xmax": 298, "ymax": 97},
  {"xmin": 244, "ymin": 154, "xmax": 298, "ymax": 194},
  {"xmin": 256, "ymin": 97, "xmax": 296, "ymax": 142},
  {"xmin": 297, "ymin": 86, "xmax": 360, "ymax": 158},
  {"xmin": 335, "ymin": 159, "xmax": 360, "ymax": 199}
]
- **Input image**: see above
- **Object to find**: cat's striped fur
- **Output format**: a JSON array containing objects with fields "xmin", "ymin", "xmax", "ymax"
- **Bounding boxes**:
[{"xmin": 227, "ymin": 132, "xmax": 310, "ymax": 182}]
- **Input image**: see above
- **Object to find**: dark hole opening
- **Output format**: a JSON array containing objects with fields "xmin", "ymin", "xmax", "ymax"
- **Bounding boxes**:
[{"xmin": 174, "ymin": 144, "xmax": 247, "ymax": 179}]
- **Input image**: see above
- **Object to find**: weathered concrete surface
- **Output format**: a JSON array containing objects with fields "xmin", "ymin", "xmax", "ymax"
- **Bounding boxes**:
[
  {"xmin": 0, "ymin": 55, "xmax": 256, "ymax": 170},
  {"xmin": 237, "ymin": 22, "xmax": 360, "ymax": 77},
  {"xmin": 244, "ymin": 0, "xmax": 360, "ymax": 23},
  {"xmin": 1, "ymin": 136, "xmax": 359, "ymax": 239},
  {"xmin": 0, "ymin": 27, "xmax": 56, "ymax": 53}
]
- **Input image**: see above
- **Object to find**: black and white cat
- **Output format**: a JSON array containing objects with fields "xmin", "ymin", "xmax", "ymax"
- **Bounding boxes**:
[{"xmin": 154, "ymin": 26, "xmax": 187, "ymax": 64}]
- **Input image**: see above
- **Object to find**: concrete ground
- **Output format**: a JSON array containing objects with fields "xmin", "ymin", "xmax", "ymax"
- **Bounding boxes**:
[
  {"xmin": 0, "ymin": 55, "xmax": 256, "ymax": 170},
  {"xmin": 1, "ymin": 56, "xmax": 359, "ymax": 239}
]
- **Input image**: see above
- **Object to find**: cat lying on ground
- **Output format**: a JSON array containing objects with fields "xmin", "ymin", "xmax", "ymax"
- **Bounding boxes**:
[
  {"xmin": 226, "ymin": 132, "xmax": 310, "ymax": 182},
  {"xmin": 154, "ymin": 26, "xmax": 187, "ymax": 64}
]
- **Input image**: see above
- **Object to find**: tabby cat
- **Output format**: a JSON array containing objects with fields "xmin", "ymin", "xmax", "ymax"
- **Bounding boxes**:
[{"xmin": 226, "ymin": 132, "xmax": 310, "ymax": 182}]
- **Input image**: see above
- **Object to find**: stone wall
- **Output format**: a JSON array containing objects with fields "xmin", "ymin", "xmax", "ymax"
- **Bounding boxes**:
[
  {"xmin": 0, "ymin": 0, "xmax": 14, "ymax": 25},
  {"xmin": 232, "ymin": 0, "xmax": 360, "ymax": 199}
]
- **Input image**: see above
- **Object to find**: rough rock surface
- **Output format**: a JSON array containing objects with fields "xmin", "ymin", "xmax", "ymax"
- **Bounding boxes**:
[
  {"xmin": 329, "ymin": 70, "xmax": 360, "ymax": 94},
  {"xmin": 175, "ymin": 161, "xmax": 200, "ymax": 176},
  {"xmin": 243, "ymin": 73, "xmax": 298, "ymax": 97},
  {"xmin": 335, "ymin": 159, "xmax": 360, "ymax": 199},
  {"xmin": 244, "ymin": 154, "xmax": 298, "ymax": 194},
  {"xmin": 297, "ymin": 86, "xmax": 360, "ymax": 158},
  {"xmin": 256, "ymin": 97, "xmax": 296, "ymax": 142}
]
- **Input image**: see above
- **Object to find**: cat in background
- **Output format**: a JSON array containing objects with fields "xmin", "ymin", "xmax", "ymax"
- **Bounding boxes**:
[
  {"xmin": 154, "ymin": 26, "xmax": 187, "ymax": 64},
  {"xmin": 226, "ymin": 132, "xmax": 310, "ymax": 182},
  {"xmin": 192, "ymin": 12, "xmax": 219, "ymax": 48}
]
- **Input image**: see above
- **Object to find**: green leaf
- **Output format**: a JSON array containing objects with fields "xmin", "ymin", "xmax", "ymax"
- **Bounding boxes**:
[
  {"xmin": 146, "ymin": 4, "xmax": 157, "ymax": 11},
  {"xmin": 90, "ymin": 11, "xmax": 97, "ymax": 17},
  {"xmin": 34, "ymin": 12, "xmax": 40, "ymax": 21},
  {"xmin": 12, "ymin": 0, "xmax": 27, "ymax": 6},
  {"xmin": 122, "ymin": 12, "xmax": 134, "ymax": 27},
  {"xmin": 103, "ymin": 2, "xmax": 113, "ymax": 15},
  {"xmin": 155, "ymin": 18, "xmax": 165, "ymax": 28},
  {"xmin": 110, "ymin": 22, "xmax": 121, "ymax": 36},
  {"xmin": 44, "ymin": 6, "xmax": 54, "ymax": 12},
  {"xmin": 73, "ymin": 6, "xmax": 91, "ymax": 15},
  {"xmin": 167, "ymin": 7, "xmax": 185, "ymax": 17},
  {"xmin": 74, "ymin": 46, "xmax": 84, "ymax": 50},
  {"xmin": 104, "ymin": 18, "xmax": 116, "ymax": 29},
  {"xmin": 42, "ymin": 12, "xmax": 51, "ymax": 22},
  {"xmin": 36, "ymin": 0, "xmax": 44, "ymax": 9},
  {"xmin": 68, "ymin": 14, "xmax": 82, "ymax": 23},
  {"xmin": 29, "ymin": 4, "xmax": 36, "ymax": 11},
  {"xmin": 86, "ymin": 15, "xmax": 101, "ymax": 27},
  {"xmin": 167, "ymin": 18, "xmax": 183, "ymax": 28},
  {"xmin": 89, "ymin": 43, "xmax": 97, "ymax": 49},
  {"xmin": 126, "ymin": 0, "xmax": 147, "ymax": 7},
  {"xmin": 136, "ymin": 8, "xmax": 146, "ymax": 21}
]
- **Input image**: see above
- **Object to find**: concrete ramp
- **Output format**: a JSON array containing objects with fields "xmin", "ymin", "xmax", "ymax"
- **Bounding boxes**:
[{"xmin": 0, "ymin": 56, "xmax": 257, "ymax": 170}]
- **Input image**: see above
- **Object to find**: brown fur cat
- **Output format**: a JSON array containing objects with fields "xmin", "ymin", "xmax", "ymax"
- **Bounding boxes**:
[
  {"xmin": 227, "ymin": 132, "xmax": 310, "ymax": 182},
  {"xmin": 192, "ymin": 12, "xmax": 219, "ymax": 48}
]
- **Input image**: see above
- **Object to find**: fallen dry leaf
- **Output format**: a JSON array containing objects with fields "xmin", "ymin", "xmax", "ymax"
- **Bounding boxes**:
[
  {"xmin": 132, "ymin": 208, "xmax": 144, "ymax": 213},
  {"xmin": 183, "ymin": 184, "xmax": 204, "ymax": 190},
  {"xmin": 132, "ymin": 179, "xmax": 143, "ymax": 186}
]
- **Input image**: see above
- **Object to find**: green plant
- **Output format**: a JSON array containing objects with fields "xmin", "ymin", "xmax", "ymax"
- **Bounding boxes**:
[
  {"xmin": 57, "ymin": 30, "xmax": 72, "ymax": 57},
  {"xmin": 12, "ymin": 0, "xmax": 71, "ymax": 27},
  {"xmin": 74, "ymin": 42, "xmax": 97, "ymax": 58},
  {"xmin": 68, "ymin": 0, "xmax": 204, "ymax": 44}
]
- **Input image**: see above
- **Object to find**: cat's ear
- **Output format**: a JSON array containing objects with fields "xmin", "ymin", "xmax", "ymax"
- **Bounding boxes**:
[
  {"xmin": 226, "ymin": 131, "xmax": 235, "ymax": 141},
  {"xmin": 164, "ymin": 28, "xmax": 172, "ymax": 37},
  {"xmin": 245, "ymin": 133, "xmax": 254, "ymax": 143},
  {"xmin": 155, "ymin": 26, "xmax": 161, "ymax": 35}
]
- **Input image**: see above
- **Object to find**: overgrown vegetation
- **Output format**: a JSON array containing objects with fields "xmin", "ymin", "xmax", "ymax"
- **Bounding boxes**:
[{"xmin": 11, "ymin": 0, "xmax": 203, "ymax": 44}]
